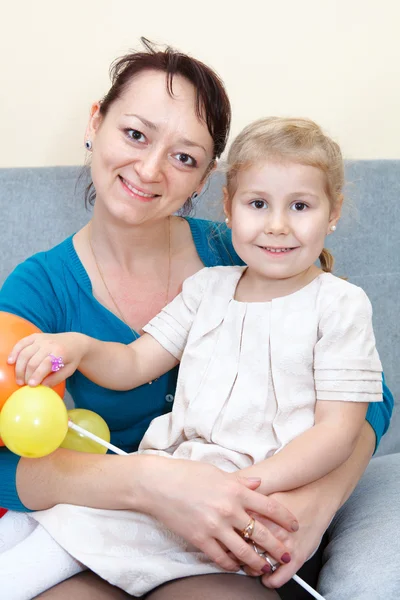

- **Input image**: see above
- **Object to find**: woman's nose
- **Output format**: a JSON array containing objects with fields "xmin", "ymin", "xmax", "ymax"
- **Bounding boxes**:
[{"xmin": 135, "ymin": 149, "xmax": 163, "ymax": 182}]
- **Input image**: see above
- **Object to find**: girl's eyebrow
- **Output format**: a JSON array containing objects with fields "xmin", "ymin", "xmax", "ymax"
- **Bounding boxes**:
[
  {"xmin": 124, "ymin": 113, "xmax": 207, "ymax": 155},
  {"xmin": 239, "ymin": 190, "xmax": 320, "ymax": 199}
]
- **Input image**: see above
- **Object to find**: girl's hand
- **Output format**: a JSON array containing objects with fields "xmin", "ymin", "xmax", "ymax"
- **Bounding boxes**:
[
  {"xmin": 137, "ymin": 457, "xmax": 298, "ymax": 575},
  {"xmin": 7, "ymin": 332, "xmax": 88, "ymax": 387}
]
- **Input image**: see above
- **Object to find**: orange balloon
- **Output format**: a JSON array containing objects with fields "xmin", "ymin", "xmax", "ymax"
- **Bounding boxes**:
[{"xmin": 0, "ymin": 312, "xmax": 65, "ymax": 411}]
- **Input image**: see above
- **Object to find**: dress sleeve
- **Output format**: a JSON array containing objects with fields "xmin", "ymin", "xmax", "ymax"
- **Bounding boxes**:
[
  {"xmin": 143, "ymin": 268, "xmax": 210, "ymax": 360},
  {"xmin": 314, "ymin": 286, "xmax": 383, "ymax": 402}
]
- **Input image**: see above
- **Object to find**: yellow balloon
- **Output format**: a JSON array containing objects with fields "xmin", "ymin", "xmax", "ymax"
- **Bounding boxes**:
[
  {"xmin": 61, "ymin": 409, "xmax": 110, "ymax": 454},
  {"xmin": 0, "ymin": 386, "xmax": 68, "ymax": 458}
]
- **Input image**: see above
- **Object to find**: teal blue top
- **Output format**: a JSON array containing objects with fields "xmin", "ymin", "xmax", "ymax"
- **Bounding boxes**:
[{"xmin": 0, "ymin": 218, "xmax": 393, "ymax": 511}]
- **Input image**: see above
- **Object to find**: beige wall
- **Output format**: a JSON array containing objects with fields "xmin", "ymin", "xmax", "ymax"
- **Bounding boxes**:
[{"xmin": 1, "ymin": 0, "xmax": 399, "ymax": 167}]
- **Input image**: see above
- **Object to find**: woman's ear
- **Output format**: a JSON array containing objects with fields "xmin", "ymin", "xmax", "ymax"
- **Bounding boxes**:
[
  {"xmin": 223, "ymin": 186, "xmax": 232, "ymax": 227},
  {"xmin": 84, "ymin": 102, "xmax": 102, "ymax": 147}
]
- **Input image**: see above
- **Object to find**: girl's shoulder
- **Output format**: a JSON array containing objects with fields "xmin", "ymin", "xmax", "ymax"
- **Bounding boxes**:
[
  {"xmin": 316, "ymin": 272, "xmax": 372, "ymax": 315},
  {"xmin": 185, "ymin": 218, "xmax": 245, "ymax": 267}
]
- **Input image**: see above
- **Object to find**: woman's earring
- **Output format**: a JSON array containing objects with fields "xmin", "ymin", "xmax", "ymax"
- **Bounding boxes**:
[
  {"xmin": 85, "ymin": 140, "xmax": 92, "ymax": 151},
  {"xmin": 330, "ymin": 225, "xmax": 336, "ymax": 231},
  {"xmin": 225, "ymin": 217, "xmax": 229, "ymax": 224}
]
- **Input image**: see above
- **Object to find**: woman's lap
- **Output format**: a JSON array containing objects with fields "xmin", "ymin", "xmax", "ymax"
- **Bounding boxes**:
[
  {"xmin": 32, "ymin": 547, "xmax": 323, "ymax": 600},
  {"xmin": 319, "ymin": 452, "xmax": 400, "ymax": 600},
  {"xmin": 34, "ymin": 453, "xmax": 400, "ymax": 600}
]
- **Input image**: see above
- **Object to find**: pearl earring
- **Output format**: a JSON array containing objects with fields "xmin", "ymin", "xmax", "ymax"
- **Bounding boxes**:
[
  {"xmin": 330, "ymin": 225, "xmax": 336, "ymax": 231},
  {"xmin": 85, "ymin": 140, "xmax": 92, "ymax": 151},
  {"xmin": 225, "ymin": 217, "xmax": 229, "ymax": 224}
]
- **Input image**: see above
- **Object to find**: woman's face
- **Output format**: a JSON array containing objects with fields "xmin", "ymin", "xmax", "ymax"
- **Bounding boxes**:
[{"xmin": 87, "ymin": 69, "xmax": 215, "ymax": 225}]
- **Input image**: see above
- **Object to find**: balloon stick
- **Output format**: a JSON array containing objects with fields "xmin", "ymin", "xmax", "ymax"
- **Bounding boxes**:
[{"xmin": 68, "ymin": 420, "xmax": 127, "ymax": 456}]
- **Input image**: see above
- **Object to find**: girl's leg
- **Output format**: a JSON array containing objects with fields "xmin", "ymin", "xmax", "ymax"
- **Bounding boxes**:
[
  {"xmin": 319, "ymin": 453, "xmax": 400, "ymax": 600},
  {"xmin": 1, "ymin": 522, "xmax": 84, "ymax": 600}
]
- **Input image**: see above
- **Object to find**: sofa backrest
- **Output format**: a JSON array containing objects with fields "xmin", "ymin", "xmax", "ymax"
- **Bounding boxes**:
[{"xmin": 0, "ymin": 163, "xmax": 399, "ymax": 456}]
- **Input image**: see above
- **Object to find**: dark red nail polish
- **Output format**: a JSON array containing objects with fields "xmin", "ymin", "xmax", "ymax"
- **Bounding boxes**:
[
  {"xmin": 262, "ymin": 564, "xmax": 272, "ymax": 574},
  {"xmin": 281, "ymin": 552, "xmax": 291, "ymax": 563}
]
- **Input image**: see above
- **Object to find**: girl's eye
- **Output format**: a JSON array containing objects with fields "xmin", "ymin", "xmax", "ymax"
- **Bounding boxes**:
[
  {"xmin": 173, "ymin": 153, "xmax": 197, "ymax": 167},
  {"xmin": 291, "ymin": 202, "xmax": 308, "ymax": 211},
  {"xmin": 125, "ymin": 129, "xmax": 146, "ymax": 143},
  {"xmin": 250, "ymin": 200, "xmax": 267, "ymax": 209}
]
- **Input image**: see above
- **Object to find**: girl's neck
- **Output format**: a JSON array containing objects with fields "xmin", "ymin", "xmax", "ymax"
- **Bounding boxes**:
[{"xmin": 236, "ymin": 265, "xmax": 322, "ymax": 303}]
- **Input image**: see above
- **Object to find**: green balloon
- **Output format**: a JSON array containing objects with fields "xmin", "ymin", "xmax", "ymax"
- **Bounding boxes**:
[{"xmin": 62, "ymin": 408, "xmax": 110, "ymax": 454}]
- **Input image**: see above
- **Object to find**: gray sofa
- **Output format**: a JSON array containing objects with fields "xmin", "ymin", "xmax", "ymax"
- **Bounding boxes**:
[{"xmin": 0, "ymin": 163, "xmax": 399, "ymax": 457}]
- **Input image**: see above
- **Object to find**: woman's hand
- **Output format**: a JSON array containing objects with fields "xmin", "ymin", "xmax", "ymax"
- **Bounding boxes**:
[
  {"xmin": 7, "ymin": 332, "xmax": 88, "ymax": 387},
  {"xmin": 248, "ymin": 485, "xmax": 336, "ymax": 588},
  {"xmin": 136, "ymin": 457, "xmax": 299, "ymax": 575}
]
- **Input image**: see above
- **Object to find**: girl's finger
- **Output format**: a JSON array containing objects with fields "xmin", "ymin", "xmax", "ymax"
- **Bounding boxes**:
[
  {"xmin": 14, "ymin": 344, "xmax": 42, "ymax": 385},
  {"xmin": 7, "ymin": 334, "xmax": 38, "ymax": 364},
  {"xmin": 27, "ymin": 350, "xmax": 57, "ymax": 386}
]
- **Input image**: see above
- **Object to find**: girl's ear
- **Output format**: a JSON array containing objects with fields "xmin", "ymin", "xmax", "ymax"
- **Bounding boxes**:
[
  {"xmin": 223, "ymin": 186, "xmax": 232, "ymax": 227},
  {"xmin": 84, "ymin": 102, "xmax": 102, "ymax": 146},
  {"xmin": 327, "ymin": 193, "xmax": 343, "ymax": 234}
]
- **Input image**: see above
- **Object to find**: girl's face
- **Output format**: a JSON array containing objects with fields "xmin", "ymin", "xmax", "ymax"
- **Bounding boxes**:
[
  {"xmin": 87, "ymin": 69, "xmax": 214, "ymax": 225},
  {"xmin": 225, "ymin": 160, "xmax": 342, "ymax": 283}
]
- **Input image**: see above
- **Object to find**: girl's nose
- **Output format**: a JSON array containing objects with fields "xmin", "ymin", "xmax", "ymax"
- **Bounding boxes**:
[{"xmin": 264, "ymin": 210, "xmax": 290, "ymax": 235}]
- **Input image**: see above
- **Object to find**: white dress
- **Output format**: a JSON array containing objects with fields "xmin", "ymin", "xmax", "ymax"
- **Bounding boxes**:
[{"xmin": 12, "ymin": 267, "xmax": 384, "ymax": 597}]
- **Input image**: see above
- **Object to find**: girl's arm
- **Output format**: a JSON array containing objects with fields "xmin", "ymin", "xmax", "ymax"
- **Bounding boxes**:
[
  {"xmin": 9, "ymin": 332, "xmax": 179, "ymax": 391},
  {"xmin": 240, "ymin": 399, "xmax": 369, "ymax": 495},
  {"xmin": 258, "ymin": 420, "xmax": 376, "ymax": 589}
]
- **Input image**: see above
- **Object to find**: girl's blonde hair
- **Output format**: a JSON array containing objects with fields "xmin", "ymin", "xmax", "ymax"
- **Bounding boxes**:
[{"xmin": 226, "ymin": 117, "xmax": 344, "ymax": 273}]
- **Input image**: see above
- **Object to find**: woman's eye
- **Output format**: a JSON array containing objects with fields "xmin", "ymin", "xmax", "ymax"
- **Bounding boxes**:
[
  {"xmin": 291, "ymin": 202, "xmax": 308, "ymax": 211},
  {"xmin": 125, "ymin": 129, "xmax": 146, "ymax": 143},
  {"xmin": 250, "ymin": 200, "xmax": 267, "ymax": 210},
  {"xmin": 173, "ymin": 153, "xmax": 197, "ymax": 167}
]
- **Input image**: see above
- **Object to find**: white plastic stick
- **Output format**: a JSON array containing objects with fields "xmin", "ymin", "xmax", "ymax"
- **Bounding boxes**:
[
  {"xmin": 68, "ymin": 420, "xmax": 128, "ymax": 456},
  {"xmin": 292, "ymin": 574, "xmax": 326, "ymax": 600}
]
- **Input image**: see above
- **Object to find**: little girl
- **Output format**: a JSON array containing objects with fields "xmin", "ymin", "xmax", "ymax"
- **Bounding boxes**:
[{"xmin": 2, "ymin": 117, "xmax": 382, "ymax": 599}]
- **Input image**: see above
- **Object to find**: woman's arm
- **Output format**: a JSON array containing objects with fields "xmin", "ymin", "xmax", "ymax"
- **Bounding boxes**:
[
  {"xmin": 16, "ymin": 448, "xmax": 298, "ymax": 575},
  {"xmin": 256, "ymin": 421, "xmax": 376, "ymax": 589},
  {"xmin": 240, "ymin": 400, "xmax": 369, "ymax": 495}
]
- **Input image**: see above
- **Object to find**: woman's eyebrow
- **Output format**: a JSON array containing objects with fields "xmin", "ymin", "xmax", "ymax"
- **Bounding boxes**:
[{"xmin": 124, "ymin": 113, "xmax": 207, "ymax": 154}]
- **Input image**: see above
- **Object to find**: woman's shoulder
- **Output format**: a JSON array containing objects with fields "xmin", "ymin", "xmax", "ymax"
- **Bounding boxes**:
[
  {"xmin": 185, "ymin": 217, "xmax": 245, "ymax": 267},
  {"xmin": 0, "ymin": 234, "xmax": 87, "ymax": 332},
  {"xmin": 7, "ymin": 235, "xmax": 75, "ymax": 275}
]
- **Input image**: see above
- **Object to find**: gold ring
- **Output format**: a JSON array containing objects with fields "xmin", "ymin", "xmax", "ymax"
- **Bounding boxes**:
[{"xmin": 241, "ymin": 516, "xmax": 255, "ymax": 540}]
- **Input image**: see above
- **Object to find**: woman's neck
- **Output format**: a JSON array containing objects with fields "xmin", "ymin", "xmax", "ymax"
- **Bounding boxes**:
[{"xmin": 88, "ymin": 210, "xmax": 172, "ymax": 273}]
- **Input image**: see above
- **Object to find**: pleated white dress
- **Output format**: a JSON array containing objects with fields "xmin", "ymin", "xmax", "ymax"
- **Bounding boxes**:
[{"xmin": 33, "ymin": 266, "xmax": 383, "ymax": 596}]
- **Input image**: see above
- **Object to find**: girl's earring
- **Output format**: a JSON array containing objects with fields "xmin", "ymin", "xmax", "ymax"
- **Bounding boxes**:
[
  {"xmin": 225, "ymin": 217, "xmax": 229, "ymax": 224},
  {"xmin": 85, "ymin": 140, "xmax": 92, "ymax": 151},
  {"xmin": 330, "ymin": 225, "xmax": 337, "ymax": 232}
]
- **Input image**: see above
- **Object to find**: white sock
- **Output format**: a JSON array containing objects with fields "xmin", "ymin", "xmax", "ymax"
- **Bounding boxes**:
[{"xmin": 0, "ymin": 521, "xmax": 85, "ymax": 600}]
